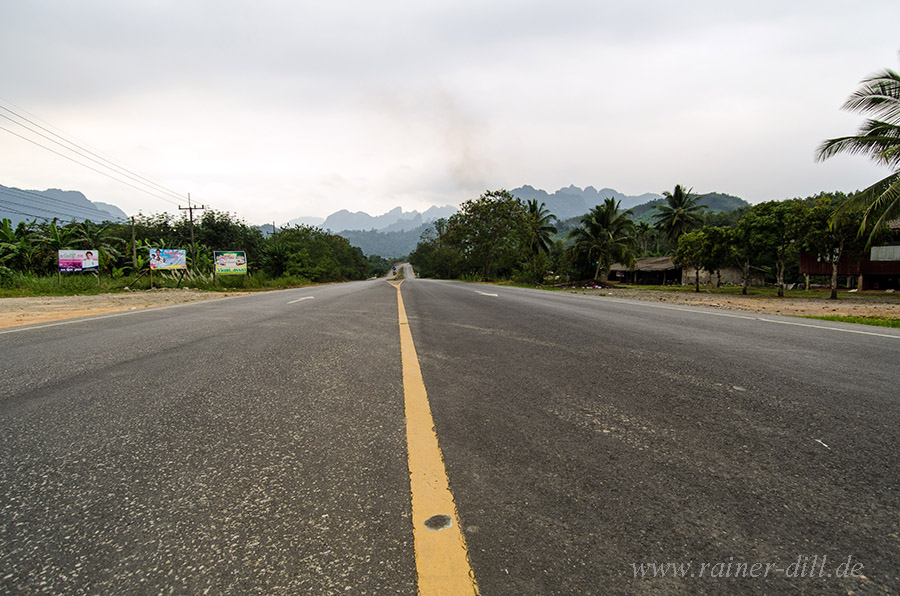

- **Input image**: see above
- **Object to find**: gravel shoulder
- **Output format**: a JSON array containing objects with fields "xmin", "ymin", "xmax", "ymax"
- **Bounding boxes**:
[
  {"xmin": 570, "ymin": 286, "xmax": 900, "ymax": 319},
  {"xmin": 0, "ymin": 290, "xmax": 249, "ymax": 328}
]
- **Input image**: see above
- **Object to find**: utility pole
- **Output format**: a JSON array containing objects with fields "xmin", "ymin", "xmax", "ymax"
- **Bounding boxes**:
[{"xmin": 179, "ymin": 193, "xmax": 206, "ymax": 271}]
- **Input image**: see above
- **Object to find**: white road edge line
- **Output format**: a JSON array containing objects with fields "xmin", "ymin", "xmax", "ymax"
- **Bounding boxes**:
[
  {"xmin": 475, "ymin": 291, "xmax": 499, "ymax": 297},
  {"xmin": 287, "ymin": 296, "xmax": 315, "ymax": 304}
]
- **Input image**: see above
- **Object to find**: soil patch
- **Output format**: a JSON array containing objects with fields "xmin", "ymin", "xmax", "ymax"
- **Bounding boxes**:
[
  {"xmin": 0, "ymin": 290, "xmax": 248, "ymax": 329},
  {"xmin": 569, "ymin": 287, "xmax": 900, "ymax": 319}
]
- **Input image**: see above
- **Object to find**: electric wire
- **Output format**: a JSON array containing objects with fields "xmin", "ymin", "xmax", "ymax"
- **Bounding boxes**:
[
  {"xmin": 0, "ymin": 97, "xmax": 206, "ymax": 216},
  {"xmin": 0, "ymin": 123, "xmax": 186, "ymax": 209},
  {"xmin": 0, "ymin": 98, "xmax": 189, "ymax": 201},
  {"xmin": 0, "ymin": 187, "xmax": 124, "ymax": 222},
  {"xmin": 0, "ymin": 183, "xmax": 126, "ymax": 218},
  {"xmin": 0, "ymin": 106, "xmax": 185, "ymax": 204},
  {"xmin": 0, "ymin": 202, "xmax": 55, "ymax": 222}
]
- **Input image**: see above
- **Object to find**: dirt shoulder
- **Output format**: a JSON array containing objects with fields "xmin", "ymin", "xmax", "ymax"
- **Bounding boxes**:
[
  {"xmin": 0, "ymin": 290, "xmax": 249, "ymax": 329},
  {"xmin": 568, "ymin": 286, "xmax": 900, "ymax": 319}
]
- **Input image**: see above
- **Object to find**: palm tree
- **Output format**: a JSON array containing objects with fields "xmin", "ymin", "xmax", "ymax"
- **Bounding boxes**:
[
  {"xmin": 568, "ymin": 198, "xmax": 636, "ymax": 282},
  {"xmin": 524, "ymin": 199, "xmax": 558, "ymax": 255},
  {"xmin": 653, "ymin": 184, "xmax": 707, "ymax": 244},
  {"xmin": 635, "ymin": 221, "xmax": 652, "ymax": 255},
  {"xmin": 0, "ymin": 219, "xmax": 41, "ymax": 273},
  {"xmin": 816, "ymin": 59, "xmax": 900, "ymax": 242},
  {"xmin": 75, "ymin": 221, "xmax": 125, "ymax": 273},
  {"xmin": 38, "ymin": 219, "xmax": 77, "ymax": 282}
]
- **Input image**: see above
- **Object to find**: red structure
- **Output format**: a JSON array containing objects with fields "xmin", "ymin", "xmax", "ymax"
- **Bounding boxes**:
[{"xmin": 799, "ymin": 244, "xmax": 900, "ymax": 290}]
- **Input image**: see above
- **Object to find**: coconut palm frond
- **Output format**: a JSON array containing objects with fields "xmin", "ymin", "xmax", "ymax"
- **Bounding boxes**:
[{"xmin": 842, "ymin": 68, "xmax": 900, "ymax": 124}]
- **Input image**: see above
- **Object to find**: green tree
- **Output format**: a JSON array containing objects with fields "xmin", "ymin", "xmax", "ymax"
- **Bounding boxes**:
[
  {"xmin": 445, "ymin": 190, "xmax": 529, "ymax": 280},
  {"xmin": 733, "ymin": 209, "xmax": 771, "ymax": 295},
  {"xmin": 521, "ymin": 199, "xmax": 558, "ymax": 283},
  {"xmin": 699, "ymin": 226, "xmax": 736, "ymax": 288},
  {"xmin": 635, "ymin": 221, "xmax": 653, "ymax": 256},
  {"xmin": 37, "ymin": 220, "xmax": 77, "ymax": 281},
  {"xmin": 261, "ymin": 237, "xmax": 290, "ymax": 278},
  {"xmin": 742, "ymin": 201, "xmax": 810, "ymax": 297},
  {"xmin": 804, "ymin": 195, "xmax": 868, "ymax": 299},
  {"xmin": 816, "ymin": 58, "xmax": 900, "ymax": 243},
  {"xmin": 408, "ymin": 219, "xmax": 463, "ymax": 279},
  {"xmin": 675, "ymin": 229, "xmax": 706, "ymax": 292},
  {"xmin": 272, "ymin": 225, "xmax": 368, "ymax": 282},
  {"xmin": 653, "ymin": 184, "xmax": 707, "ymax": 244},
  {"xmin": 568, "ymin": 198, "xmax": 636, "ymax": 282},
  {"xmin": 0, "ymin": 218, "xmax": 21, "ymax": 277},
  {"xmin": 524, "ymin": 199, "xmax": 558, "ymax": 255},
  {"xmin": 75, "ymin": 221, "xmax": 125, "ymax": 274}
]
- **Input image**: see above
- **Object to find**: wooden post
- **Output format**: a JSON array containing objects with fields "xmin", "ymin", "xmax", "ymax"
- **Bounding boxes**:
[{"xmin": 179, "ymin": 194, "xmax": 206, "ymax": 272}]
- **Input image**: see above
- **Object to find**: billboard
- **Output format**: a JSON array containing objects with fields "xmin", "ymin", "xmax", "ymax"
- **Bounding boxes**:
[
  {"xmin": 214, "ymin": 251, "xmax": 247, "ymax": 275},
  {"xmin": 149, "ymin": 248, "xmax": 187, "ymax": 270},
  {"xmin": 58, "ymin": 250, "xmax": 99, "ymax": 272}
]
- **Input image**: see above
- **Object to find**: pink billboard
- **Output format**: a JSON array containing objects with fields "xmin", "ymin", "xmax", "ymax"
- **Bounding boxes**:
[{"xmin": 58, "ymin": 250, "xmax": 99, "ymax": 272}]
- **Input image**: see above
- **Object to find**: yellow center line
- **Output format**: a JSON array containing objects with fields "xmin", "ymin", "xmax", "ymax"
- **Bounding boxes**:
[{"xmin": 391, "ymin": 280, "xmax": 480, "ymax": 596}]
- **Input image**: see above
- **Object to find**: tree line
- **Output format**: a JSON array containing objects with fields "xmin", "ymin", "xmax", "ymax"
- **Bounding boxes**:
[
  {"xmin": 0, "ymin": 210, "xmax": 391, "ymax": 287},
  {"xmin": 408, "ymin": 187, "xmax": 890, "ymax": 299},
  {"xmin": 411, "ymin": 56, "xmax": 900, "ymax": 298}
]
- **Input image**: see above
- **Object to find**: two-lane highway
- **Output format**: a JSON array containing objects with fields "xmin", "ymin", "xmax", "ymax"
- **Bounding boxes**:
[{"xmin": 2, "ymin": 274, "xmax": 899, "ymax": 594}]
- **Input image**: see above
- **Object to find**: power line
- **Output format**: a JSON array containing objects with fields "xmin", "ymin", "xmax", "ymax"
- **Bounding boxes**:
[
  {"xmin": 0, "ymin": 106, "xmax": 185, "ymax": 204},
  {"xmin": 0, "ymin": 98, "xmax": 203, "ymax": 214},
  {"xmin": 0, "ymin": 186, "xmax": 125, "ymax": 222},
  {"xmin": 0, "ymin": 201, "xmax": 55, "ymax": 222},
  {"xmin": 0, "ymin": 182, "xmax": 129, "ymax": 220},
  {"xmin": 0, "ymin": 123, "xmax": 186, "ymax": 208}
]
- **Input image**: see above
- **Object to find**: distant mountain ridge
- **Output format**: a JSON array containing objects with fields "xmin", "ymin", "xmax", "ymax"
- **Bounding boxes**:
[
  {"xmin": 0, "ymin": 185, "xmax": 128, "ymax": 225},
  {"xmin": 510, "ymin": 185, "xmax": 664, "ymax": 220},
  {"xmin": 286, "ymin": 205, "xmax": 457, "ymax": 233},
  {"xmin": 324, "ymin": 186, "xmax": 749, "ymax": 257}
]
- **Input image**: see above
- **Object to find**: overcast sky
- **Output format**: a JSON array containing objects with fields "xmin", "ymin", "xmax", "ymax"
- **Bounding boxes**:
[{"xmin": 1, "ymin": 1, "xmax": 898, "ymax": 224}]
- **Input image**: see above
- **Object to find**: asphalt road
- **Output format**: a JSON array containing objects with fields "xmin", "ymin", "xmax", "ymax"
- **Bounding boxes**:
[{"xmin": 2, "ymin": 272, "xmax": 899, "ymax": 595}]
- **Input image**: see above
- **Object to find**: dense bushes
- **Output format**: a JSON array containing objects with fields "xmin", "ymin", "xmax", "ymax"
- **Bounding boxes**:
[{"xmin": 0, "ymin": 210, "xmax": 379, "ymax": 290}]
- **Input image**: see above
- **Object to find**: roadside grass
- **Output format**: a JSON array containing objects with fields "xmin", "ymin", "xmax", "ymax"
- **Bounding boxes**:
[{"xmin": 799, "ymin": 314, "xmax": 900, "ymax": 328}]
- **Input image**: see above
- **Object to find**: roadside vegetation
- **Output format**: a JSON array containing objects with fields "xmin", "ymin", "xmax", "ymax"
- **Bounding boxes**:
[
  {"xmin": 0, "ymin": 210, "xmax": 393, "ymax": 296},
  {"xmin": 409, "ymin": 188, "xmax": 894, "ymax": 295}
]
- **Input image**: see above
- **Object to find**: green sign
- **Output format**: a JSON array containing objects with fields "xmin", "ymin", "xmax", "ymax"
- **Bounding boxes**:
[{"xmin": 214, "ymin": 251, "xmax": 247, "ymax": 275}]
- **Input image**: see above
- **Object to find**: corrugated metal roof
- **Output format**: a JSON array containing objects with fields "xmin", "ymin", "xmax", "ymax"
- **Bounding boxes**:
[{"xmin": 610, "ymin": 256, "xmax": 677, "ymax": 272}]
